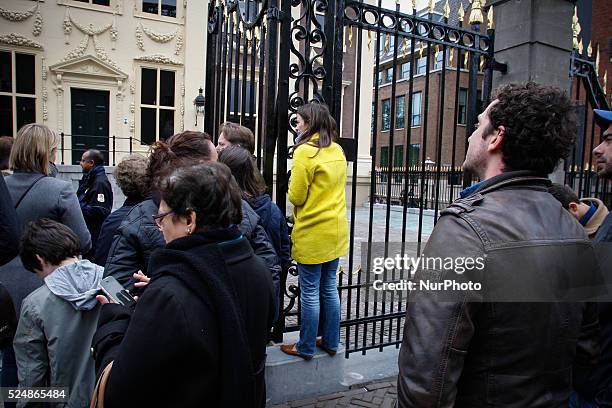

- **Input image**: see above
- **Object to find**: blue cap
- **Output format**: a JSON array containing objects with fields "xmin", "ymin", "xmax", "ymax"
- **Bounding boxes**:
[{"xmin": 594, "ymin": 109, "xmax": 612, "ymax": 129}]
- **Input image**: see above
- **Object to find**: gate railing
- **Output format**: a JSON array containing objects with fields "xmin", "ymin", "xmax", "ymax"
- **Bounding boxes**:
[
  {"xmin": 566, "ymin": 7, "xmax": 611, "ymax": 207},
  {"xmin": 205, "ymin": 0, "xmax": 506, "ymax": 357}
]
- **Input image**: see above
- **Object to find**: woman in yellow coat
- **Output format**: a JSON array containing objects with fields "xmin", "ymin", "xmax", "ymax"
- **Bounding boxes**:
[{"xmin": 280, "ymin": 103, "xmax": 348, "ymax": 360}]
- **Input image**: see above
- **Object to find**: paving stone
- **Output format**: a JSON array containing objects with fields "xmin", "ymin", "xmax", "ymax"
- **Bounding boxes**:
[{"xmin": 290, "ymin": 397, "xmax": 319, "ymax": 407}]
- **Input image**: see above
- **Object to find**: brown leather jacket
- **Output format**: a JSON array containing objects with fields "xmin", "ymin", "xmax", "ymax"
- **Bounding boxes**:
[{"xmin": 397, "ymin": 171, "xmax": 601, "ymax": 408}]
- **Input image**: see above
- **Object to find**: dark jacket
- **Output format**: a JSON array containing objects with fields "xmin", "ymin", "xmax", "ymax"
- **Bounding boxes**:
[
  {"xmin": 397, "ymin": 171, "xmax": 601, "ymax": 408},
  {"xmin": 1, "ymin": 171, "xmax": 91, "ymax": 317},
  {"xmin": 574, "ymin": 212, "xmax": 612, "ymax": 405},
  {"xmin": 250, "ymin": 193, "xmax": 292, "ymax": 271},
  {"xmin": 104, "ymin": 198, "xmax": 281, "ymax": 298},
  {"xmin": 0, "ymin": 176, "xmax": 19, "ymax": 266},
  {"xmin": 92, "ymin": 227, "xmax": 275, "ymax": 407},
  {"xmin": 77, "ymin": 165, "xmax": 113, "ymax": 257},
  {"xmin": 93, "ymin": 198, "xmax": 142, "ymax": 267}
]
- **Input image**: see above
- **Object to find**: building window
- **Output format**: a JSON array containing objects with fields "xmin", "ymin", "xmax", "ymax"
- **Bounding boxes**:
[
  {"xmin": 139, "ymin": 67, "xmax": 176, "ymax": 145},
  {"xmin": 416, "ymin": 57, "xmax": 427, "ymax": 75},
  {"xmin": 382, "ymin": 99, "xmax": 390, "ymax": 131},
  {"xmin": 411, "ymin": 92, "xmax": 422, "ymax": 127},
  {"xmin": 401, "ymin": 62, "xmax": 410, "ymax": 79},
  {"xmin": 0, "ymin": 50, "xmax": 36, "ymax": 137},
  {"xmin": 395, "ymin": 95, "xmax": 405, "ymax": 129},
  {"xmin": 371, "ymin": 103, "xmax": 375, "ymax": 134},
  {"xmin": 74, "ymin": 0, "xmax": 110, "ymax": 5},
  {"xmin": 386, "ymin": 67, "xmax": 394, "ymax": 83},
  {"xmin": 458, "ymin": 88, "xmax": 468, "ymax": 125},
  {"xmin": 394, "ymin": 145, "xmax": 404, "ymax": 167},
  {"xmin": 380, "ymin": 146, "xmax": 389, "ymax": 167},
  {"xmin": 433, "ymin": 50, "xmax": 444, "ymax": 70},
  {"xmin": 409, "ymin": 144, "xmax": 420, "ymax": 165},
  {"xmin": 143, "ymin": 0, "xmax": 176, "ymax": 18}
]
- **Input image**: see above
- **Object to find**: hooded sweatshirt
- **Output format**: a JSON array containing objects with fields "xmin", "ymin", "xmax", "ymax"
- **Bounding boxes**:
[{"xmin": 13, "ymin": 260, "xmax": 103, "ymax": 408}]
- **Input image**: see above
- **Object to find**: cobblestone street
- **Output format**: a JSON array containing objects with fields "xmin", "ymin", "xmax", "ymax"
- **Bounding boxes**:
[{"xmin": 270, "ymin": 377, "xmax": 398, "ymax": 408}]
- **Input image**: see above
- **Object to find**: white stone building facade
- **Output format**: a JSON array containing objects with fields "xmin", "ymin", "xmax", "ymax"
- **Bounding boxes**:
[{"xmin": 0, "ymin": 0, "xmax": 207, "ymax": 165}]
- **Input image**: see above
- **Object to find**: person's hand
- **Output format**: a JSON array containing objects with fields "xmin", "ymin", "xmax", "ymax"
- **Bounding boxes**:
[
  {"xmin": 96, "ymin": 295, "xmax": 112, "ymax": 305},
  {"xmin": 133, "ymin": 270, "xmax": 150, "ymax": 289}
]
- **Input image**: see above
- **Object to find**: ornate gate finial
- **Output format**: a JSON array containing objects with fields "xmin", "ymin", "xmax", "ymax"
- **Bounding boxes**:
[
  {"xmin": 572, "ymin": 6, "xmax": 581, "ymax": 50},
  {"xmin": 469, "ymin": 0, "xmax": 484, "ymax": 25},
  {"xmin": 458, "ymin": 3, "xmax": 465, "ymax": 23},
  {"xmin": 487, "ymin": 6, "xmax": 494, "ymax": 30}
]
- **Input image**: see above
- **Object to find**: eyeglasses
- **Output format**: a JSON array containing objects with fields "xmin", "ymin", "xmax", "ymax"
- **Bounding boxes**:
[{"xmin": 152, "ymin": 210, "xmax": 174, "ymax": 228}]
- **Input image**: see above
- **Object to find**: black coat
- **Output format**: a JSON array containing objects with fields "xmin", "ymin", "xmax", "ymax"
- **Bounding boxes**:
[
  {"xmin": 0, "ymin": 176, "xmax": 19, "ymax": 266},
  {"xmin": 77, "ymin": 165, "xmax": 113, "ymax": 256},
  {"xmin": 92, "ymin": 226, "xmax": 275, "ymax": 407}
]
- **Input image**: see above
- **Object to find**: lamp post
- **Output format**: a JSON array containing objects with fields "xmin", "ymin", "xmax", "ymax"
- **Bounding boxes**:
[{"xmin": 193, "ymin": 87, "xmax": 206, "ymax": 127}]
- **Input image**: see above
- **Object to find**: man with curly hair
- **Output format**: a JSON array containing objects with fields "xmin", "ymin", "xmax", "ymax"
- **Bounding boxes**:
[{"xmin": 397, "ymin": 82, "xmax": 600, "ymax": 407}]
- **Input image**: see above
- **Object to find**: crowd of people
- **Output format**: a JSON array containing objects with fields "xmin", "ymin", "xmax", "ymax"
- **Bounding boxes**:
[{"xmin": 0, "ymin": 83, "xmax": 610, "ymax": 408}]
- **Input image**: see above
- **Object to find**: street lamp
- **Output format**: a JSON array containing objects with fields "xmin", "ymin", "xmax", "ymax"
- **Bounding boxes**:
[{"xmin": 193, "ymin": 87, "xmax": 206, "ymax": 126}]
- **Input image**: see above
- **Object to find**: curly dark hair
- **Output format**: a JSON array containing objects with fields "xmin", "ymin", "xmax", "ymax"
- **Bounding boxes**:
[
  {"xmin": 114, "ymin": 154, "xmax": 150, "ymax": 200},
  {"xmin": 488, "ymin": 82, "xmax": 577, "ymax": 174},
  {"xmin": 159, "ymin": 162, "xmax": 243, "ymax": 230}
]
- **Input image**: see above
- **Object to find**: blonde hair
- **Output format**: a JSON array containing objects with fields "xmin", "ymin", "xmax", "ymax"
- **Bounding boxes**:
[{"xmin": 9, "ymin": 124, "xmax": 58, "ymax": 175}]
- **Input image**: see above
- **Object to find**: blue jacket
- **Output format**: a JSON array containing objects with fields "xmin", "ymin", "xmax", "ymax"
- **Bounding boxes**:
[
  {"xmin": 249, "ymin": 194, "xmax": 291, "ymax": 271},
  {"xmin": 93, "ymin": 198, "xmax": 142, "ymax": 267}
]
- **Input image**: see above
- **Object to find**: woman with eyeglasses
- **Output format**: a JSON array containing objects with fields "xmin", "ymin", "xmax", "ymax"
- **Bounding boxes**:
[
  {"xmin": 102, "ymin": 131, "xmax": 280, "ymax": 301},
  {"xmin": 279, "ymin": 103, "xmax": 348, "ymax": 360},
  {"xmin": 92, "ymin": 162, "xmax": 275, "ymax": 407}
]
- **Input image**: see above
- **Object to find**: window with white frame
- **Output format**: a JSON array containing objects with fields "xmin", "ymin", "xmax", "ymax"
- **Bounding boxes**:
[
  {"xmin": 382, "ymin": 99, "xmax": 390, "ymax": 131},
  {"xmin": 139, "ymin": 67, "xmax": 176, "ymax": 145},
  {"xmin": 74, "ymin": 0, "xmax": 110, "ymax": 5},
  {"xmin": 416, "ymin": 57, "xmax": 427, "ymax": 75},
  {"xmin": 457, "ymin": 88, "xmax": 468, "ymax": 125},
  {"xmin": 401, "ymin": 62, "xmax": 410, "ymax": 79},
  {"xmin": 395, "ymin": 95, "xmax": 405, "ymax": 129},
  {"xmin": 411, "ymin": 92, "xmax": 422, "ymax": 127},
  {"xmin": 0, "ymin": 50, "xmax": 36, "ymax": 137},
  {"xmin": 143, "ymin": 0, "xmax": 176, "ymax": 18}
]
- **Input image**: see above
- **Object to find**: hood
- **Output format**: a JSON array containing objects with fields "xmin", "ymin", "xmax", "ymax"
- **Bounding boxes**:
[
  {"xmin": 44, "ymin": 260, "xmax": 104, "ymax": 311},
  {"xmin": 248, "ymin": 194, "xmax": 273, "ymax": 227},
  {"xmin": 580, "ymin": 197, "xmax": 610, "ymax": 236}
]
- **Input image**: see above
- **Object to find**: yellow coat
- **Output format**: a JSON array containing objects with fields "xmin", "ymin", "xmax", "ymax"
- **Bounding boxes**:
[{"xmin": 288, "ymin": 135, "xmax": 348, "ymax": 264}]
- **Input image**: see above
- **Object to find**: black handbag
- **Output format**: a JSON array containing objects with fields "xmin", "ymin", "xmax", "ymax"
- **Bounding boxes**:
[{"xmin": 0, "ymin": 283, "xmax": 17, "ymax": 348}]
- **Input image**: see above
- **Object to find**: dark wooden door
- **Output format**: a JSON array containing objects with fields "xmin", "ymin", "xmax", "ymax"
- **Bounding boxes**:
[{"xmin": 71, "ymin": 88, "xmax": 109, "ymax": 165}]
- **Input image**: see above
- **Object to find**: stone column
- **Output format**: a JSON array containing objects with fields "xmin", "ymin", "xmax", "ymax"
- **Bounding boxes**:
[{"xmin": 490, "ymin": 0, "xmax": 575, "ymax": 183}]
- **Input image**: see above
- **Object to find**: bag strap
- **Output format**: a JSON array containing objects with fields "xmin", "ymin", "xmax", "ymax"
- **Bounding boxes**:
[
  {"xmin": 14, "ymin": 175, "xmax": 46, "ymax": 209},
  {"xmin": 90, "ymin": 361, "xmax": 113, "ymax": 408}
]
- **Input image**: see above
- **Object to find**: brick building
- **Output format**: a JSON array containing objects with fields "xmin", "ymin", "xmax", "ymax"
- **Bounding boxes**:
[{"xmin": 371, "ymin": 0, "xmax": 488, "ymax": 168}]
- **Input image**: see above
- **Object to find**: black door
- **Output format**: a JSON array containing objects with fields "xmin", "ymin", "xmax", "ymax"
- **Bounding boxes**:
[{"xmin": 71, "ymin": 88, "xmax": 110, "ymax": 165}]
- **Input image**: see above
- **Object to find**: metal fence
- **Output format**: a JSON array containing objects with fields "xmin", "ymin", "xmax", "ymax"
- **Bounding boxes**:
[
  {"xmin": 58, "ymin": 132, "xmax": 141, "ymax": 166},
  {"xmin": 566, "ymin": 34, "xmax": 611, "ymax": 208}
]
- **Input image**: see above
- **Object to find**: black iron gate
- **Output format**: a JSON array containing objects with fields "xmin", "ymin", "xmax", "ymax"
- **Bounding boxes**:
[
  {"xmin": 204, "ymin": 0, "xmax": 501, "ymax": 356},
  {"xmin": 566, "ymin": 32, "xmax": 611, "ymax": 207}
]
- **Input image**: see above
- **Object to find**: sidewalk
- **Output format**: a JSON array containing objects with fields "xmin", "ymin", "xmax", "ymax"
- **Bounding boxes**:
[{"xmin": 269, "ymin": 377, "xmax": 398, "ymax": 408}]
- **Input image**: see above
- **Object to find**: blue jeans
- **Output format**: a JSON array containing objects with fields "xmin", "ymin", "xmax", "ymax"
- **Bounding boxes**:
[{"xmin": 296, "ymin": 259, "xmax": 340, "ymax": 357}]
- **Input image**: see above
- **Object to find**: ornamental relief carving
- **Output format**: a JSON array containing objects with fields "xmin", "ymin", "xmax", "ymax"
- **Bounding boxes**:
[
  {"xmin": 60, "ymin": 7, "xmax": 119, "ymax": 69},
  {"xmin": 135, "ymin": 21, "xmax": 183, "ymax": 55},
  {"xmin": 134, "ymin": 54, "xmax": 182, "ymax": 66},
  {"xmin": 0, "ymin": 1, "xmax": 44, "ymax": 37},
  {"xmin": 0, "ymin": 33, "xmax": 43, "ymax": 49}
]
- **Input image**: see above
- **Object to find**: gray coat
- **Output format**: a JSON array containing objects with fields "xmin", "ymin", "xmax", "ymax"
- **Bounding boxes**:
[
  {"xmin": 13, "ymin": 261, "xmax": 102, "ymax": 408},
  {"xmin": 0, "ymin": 171, "xmax": 91, "ymax": 316}
]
